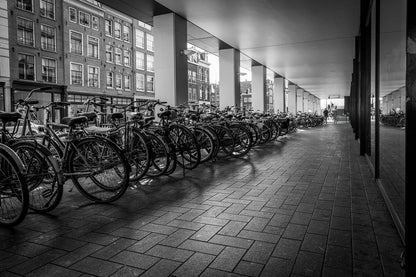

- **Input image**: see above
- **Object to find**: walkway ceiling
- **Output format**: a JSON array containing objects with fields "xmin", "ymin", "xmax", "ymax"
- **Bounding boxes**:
[{"xmin": 100, "ymin": 0, "xmax": 361, "ymax": 99}]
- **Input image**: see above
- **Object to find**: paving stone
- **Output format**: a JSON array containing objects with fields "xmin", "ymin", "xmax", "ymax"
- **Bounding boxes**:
[
  {"xmin": 26, "ymin": 264, "xmax": 82, "ymax": 277},
  {"xmin": 70, "ymin": 257, "xmax": 122, "ymax": 277},
  {"xmin": 91, "ymin": 238, "xmax": 136, "ymax": 260},
  {"xmin": 79, "ymin": 232, "xmax": 119, "ymax": 246},
  {"xmin": 10, "ymin": 249, "xmax": 66, "ymax": 275},
  {"xmin": 127, "ymin": 233, "xmax": 167, "ymax": 253},
  {"xmin": 209, "ymin": 247, "xmax": 246, "ymax": 272},
  {"xmin": 243, "ymin": 241, "xmax": 275, "ymax": 264},
  {"xmin": 300, "ymin": 233, "xmax": 327, "ymax": 254},
  {"xmin": 110, "ymin": 250, "xmax": 159, "ymax": 269},
  {"xmin": 110, "ymin": 266, "xmax": 144, "ymax": 277},
  {"xmin": 146, "ymin": 245, "xmax": 194, "ymax": 262},
  {"xmin": 53, "ymin": 243, "xmax": 103, "ymax": 267},
  {"xmin": 307, "ymin": 219, "xmax": 330, "ymax": 235},
  {"xmin": 272, "ymin": 238, "xmax": 301, "ymax": 260},
  {"xmin": 268, "ymin": 213, "xmax": 291, "ymax": 228},
  {"xmin": 152, "ymin": 212, "xmax": 182, "ymax": 224},
  {"xmin": 260, "ymin": 257, "xmax": 293, "ymax": 277},
  {"xmin": 7, "ymin": 241, "xmax": 51, "ymax": 258},
  {"xmin": 173, "ymin": 252, "xmax": 216, "ymax": 276},
  {"xmin": 140, "ymin": 259, "xmax": 181, "ymax": 277},
  {"xmin": 176, "ymin": 209, "xmax": 206, "ymax": 221},
  {"xmin": 290, "ymin": 212, "xmax": 312, "ymax": 225},
  {"xmin": 282, "ymin": 224, "xmax": 308, "ymax": 240},
  {"xmin": 200, "ymin": 268, "xmax": 244, "ymax": 277},
  {"xmin": 191, "ymin": 225, "xmax": 222, "ymax": 241},
  {"xmin": 210, "ymin": 235, "xmax": 253, "ymax": 249},
  {"xmin": 159, "ymin": 229, "xmax": 195, "ymax": 247},
  {"xmin": 194, "ymin": 216, "xmax": 230, "ymax": 226},
  {"xmin": 233, "ymin": 260, "xmax": 263, "ymax": 277},
  {"xmin": 238, "ymin": 230, "xmax": 280, "ymax": 243},
  {"xmin": 219, "ymin": 221, "xmax": 247, "ymax": 236},
  {"xmin": 111, "ymin": 227, "xmax": 150, "ymax": 240},
  {"xmin": 140, "ymin": 223, "xmax": 178, "ymax": 235},
  {"xmin": 324, "ymin": 245, "xmax": 352, "ymax": 270},
  {"xmin": 328, "ymin": 229, "xmax": 352, "ymax": 248},
  {"xmin": 167, "ymin": 220, "xmax": 205, "ymax": 230},
  {"xmin": 244, "ymin": 217, "xmax": 270, "ymax": 232},
  {"xmin": 179, "ymin": 239, "xmax": 225, "ymax": 255},
  {"xmin": 292, "ymin": 251, "xmax": 324, "ymax": 277}
]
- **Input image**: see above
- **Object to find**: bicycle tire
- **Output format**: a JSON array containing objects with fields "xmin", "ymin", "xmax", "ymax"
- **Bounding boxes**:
[
  {"xmin": 193, "ymin": 127, "xmax": 215, "ymax": 163},
  {"xmin": 169, "ymin": 124, "xmax": 200, "ymax": 170},
  {"xmin": 68, "ymin": 137, "xmax": 129, "ymax": 203},
  {"xmin": 0, "ymin": 144, "xmax": 29, "ymax": 226},
  {"xmin": 145, "ymin": 131, "xmax": 169, "ymax": 177}
]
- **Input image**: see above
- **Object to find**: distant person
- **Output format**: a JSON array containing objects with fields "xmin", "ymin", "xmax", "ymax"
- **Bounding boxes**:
[{"xmin": 323, "ymin": 108, "xmax": 329, "ymax": 124}]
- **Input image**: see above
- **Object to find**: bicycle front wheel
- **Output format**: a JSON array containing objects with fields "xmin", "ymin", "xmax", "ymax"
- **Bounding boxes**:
[
  {"xmin": 68, "ymin": 137, "xmax": 129, "ymax": 203},
  {"xmin": 0, "ymin": 144, "xmax": 29, "ymax": 226}
]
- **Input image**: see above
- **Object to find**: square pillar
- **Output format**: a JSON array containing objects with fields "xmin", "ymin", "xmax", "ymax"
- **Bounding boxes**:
[
  {"xmin": 154, "ymin": 13, "xmax": 188, "ymax": 106},
  {"xmin": 287, "ymin": 84, "xmax": 297, "ymax": 114},
  {"xmin": 296, "ymin": 88, "xmax": 304, "ymax": 112},
  {"xmin": 273, "ymin": 76, "xmax": 285, "ymax": 113},
  {"xmin": 251, "ymin": 65, "xmax": 266, "ymax": 113},
  {"xmin": 219, "ymin": 48, "xmax": 240, "ymax": 109}
]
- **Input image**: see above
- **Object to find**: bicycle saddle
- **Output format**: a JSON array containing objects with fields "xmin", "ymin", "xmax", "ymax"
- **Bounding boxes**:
[
  {"xmin": 0, "ymin": 112, "xmax": 21, "ymax": 124},
  {"xmin": 108, "ymin": 112, "xmax": 124, "ymax": 121},
  {"xmin": 77, "ymin": 112, "xmax": 97, "ymax": 121},
  {"xmin": 61, "ymin": 116, "xmax": 88, "ymax": 127}
]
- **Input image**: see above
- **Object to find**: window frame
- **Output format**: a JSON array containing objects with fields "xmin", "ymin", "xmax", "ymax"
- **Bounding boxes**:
[
  {"xmin": 16, "ymin": 0, "xmax": 33, "ymax": 13},
  {"xmin": 87, "ymin": 65, "xmax": 100, "ymax": 88},
  {"xmin": 106, "ymin": 71, "xmax": 114, "ymax": 88},
  {"xmin": 135, "ymin": 73, "xmax": 145, "ymax": 91},
  {"xmin": 91, "ymin": 15, "xmax": 99, "ymax": 30},
  {"xmin": 69, "ymin": 7, "xmax": 77, "ymax": 23},
  {"xmin": 69, "ymin": 30, "xmax": 83, "ymax": 55},
  {"xmin": 135, "ymin": 51, "xmax": 145, "ymax": 70},
  {"xmin": 115, "ymin": 73, "xmax": 122, "ymax": 90},
  {"xmin": 40, "ymin": 0, "xmax": 55, "ymax": 20},
  {"xmin": 105, "ymin": 44, "xmax": 114, "ymax": 63},
  {"xmin": 105, "ymin": 19, "xmax": 113, "ymax": 36},
  {"xmin": 18, "ymin": 53, "xmax": 35, "ymax": 81},
  {"xmin": 135, "ymin": 29, "xmax": 144, "ymax": 48},
  {"xmin": 78, "ymin": 10, "xmax": 90, "ymax": 28},
  {"xmin": 16, "ymin": 17, "xmax": 34, "ymax": 47},
  {"xmin": 41, "ymin": 57, "xmax": 57, "ymax": 84},
  {"xmin": 123, "ymin": 24, "xmax": 130, "ymax": 42},
  {"xmin": 123, "ymin": 49, "xmax": 131, "ymax": 67},
  {"xmin": 40, "ymin": 24, "xmax": 56, "ymax": 52},
  {"xmin": 70, "ymin": 62, "xmax": 84, "ymax": 86},
  {"xmin": 87, "ymin": 35, "xmax": 99, "ymax": 59},
  {"xmin": 146, "ymin": 34, "xmax": 154, "ymax": 52},
  {"xmin": 124, "ymin": 74, "xmax": 131, "ymax": 91},
  {"xmin": 114, "ymin": 21, "xmax": 122, "ymax": 40},
  {"xmin": 114, "ymin": 48, "xmax": 122, "ymax": 65},
  {"xmin": 146, "ymin": 75, "xmax": 154, "ymax": 92},
  {"xmin": 146, "ymin": 54, "xmax": 154, "ymax": 72}
]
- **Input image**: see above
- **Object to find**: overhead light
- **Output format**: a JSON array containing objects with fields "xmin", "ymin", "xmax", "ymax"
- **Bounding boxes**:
[{"xmin": 180, "ymin": 49, "xmax": 196, "ymax": 56}]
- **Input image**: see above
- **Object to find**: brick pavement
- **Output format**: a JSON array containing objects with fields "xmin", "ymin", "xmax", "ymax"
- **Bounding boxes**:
[{"xmin": 0, "ymin": 124, "xmax": 405, "ymax": 276}]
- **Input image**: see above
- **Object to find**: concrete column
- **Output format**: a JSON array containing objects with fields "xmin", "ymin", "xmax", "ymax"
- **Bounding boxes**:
[
  {"xmin": 308, "ymin": 94, "xmax": 314, "ymax": 113},
  {"xmin": 219, "ymin": 48, "xmax": 240, "ymax": 109},
  {"xmin": 273, "ymin": 76, "xmax": 285, "ymax": 113},
  {"xmin": 0, "ymin": 0, "xmax": 11, "ymax": 111},
  {"xmin": 296, "ymin": 88, "xmax": 304, "ymax": 112},
  {"xmin": 287, "ymin": 84, "xmax": 297, "ymax": 114},
  {"xmin": 251, "ymin": 65, "xmax": 266, "ymax": 112},
  {"xmin": 154, "ymin": 13, "xmax": 188, "ymax": 106}
]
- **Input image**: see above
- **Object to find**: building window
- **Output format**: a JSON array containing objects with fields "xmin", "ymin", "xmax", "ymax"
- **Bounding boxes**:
[
  {"xmin": 106, "ymin": 45, "xmax": 113, "ymax": 63},
  {"xmin": 147, "ymin": 55, "xmax": 154, "ymax": 72},
  {"xmin": 88, "ymin": 66, "xmax": 99, "ymax": 88},
  {"xmin": 147, "ymin": 34, "xmax": 154, "ymax": 52},
  {"xmin": 18, "ymin": 54, "xmax": 35, "ymax": 80},
  {"xmin": 114, "ymin": 21, "xmax": 121, "ymax": 39},
  {"xmin": 146, "ymin": 75, "xmax": 154, "ymax": 92},
  {"xmin": 70, "ymin": 63, "xmax": 83, "ymax": 85},
  {"xmin": 135, "ymin": 51, "xmax": 145, "ymax": 70},
  {"xmin": 40, "ymin": 0, "xmax": 55, "ymax": 19},
  {"xmin": 136, "ymin": 73, "xmax": 144, "ymax": 91},
  {"xmin": 123, "ymin": 50, "xmax": 131, "ymax": 67},
  {"xmin": 106, "ymin": 71, "xmax": 113, "ymax": 88},
  {"xmin": 16, "ymin": 0, "xmax": 33, "ymax": 12},
  {"xmin": 70, "ymin": 31, "xmax": 83, "ymax": 55},
  {"xmin": 124, "ymin": 75, "xmax": 131, "ymax": 91},
  {"xmin": 41, "ymin": 58, "xmax": 56, "ymax": 83},
  {"xmin": 105, "ymin": 19, "xmax": 112, "ymax": 36},
  {"xmin": 69, "ymin": 7, "xmax": 77, "ymax": 23},
  {"xmin": 40, "ymin": 25, "xmax": 56, "ymax": 52},
  {"xmin": 135, "ymin": 29, "xmax": 144, "ymax": 48},
  {"xmin": 115, "ymin": 48, "xmax": 122, "ymax": 65},
  {"xmin": 79, "ymin": 11, "xmax": 90, "ymax": 28},
  {"xmin": 91, "ymin": 16, "xmax": 99, "ymax": 30},
  {"xmin": 17, "ymin": 17, "xmax": 34, "ymax": 47},
  {"xmin": 199, "ymin": 88, "xmax": 203, "ymax": 99},
  {"xmin": 115, "ymin": 73, "xmax": 122, "ymax": 89},
  {"xmin": 123, "ymin": 24, "xmax": 130, "ymax": 42},
  {"xmin": 87, "ymin": 36, "xmax": 99, "ymax": 58}
]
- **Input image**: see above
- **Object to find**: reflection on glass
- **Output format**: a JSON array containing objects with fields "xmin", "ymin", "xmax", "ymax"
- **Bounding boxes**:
[{"xmin": 379, "ymin": 0, "xmax": 406, "ymax": 227}]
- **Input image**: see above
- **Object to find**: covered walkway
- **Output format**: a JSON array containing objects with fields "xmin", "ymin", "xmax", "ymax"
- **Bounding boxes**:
[{"xmin": 0, "ymin": 125, "xmax": 404, "ymax": 277}]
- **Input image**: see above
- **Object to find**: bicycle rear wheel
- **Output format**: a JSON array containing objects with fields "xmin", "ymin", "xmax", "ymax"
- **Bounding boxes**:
[
  {"xmin": 193, "ymin": 127, "xmax": 215, "ymax": 163},
  {"xmin": 68, "ymin": 137, "xmax": 129, "ymax": 203},
  {"xmin": 11, "ymin": 141, "xmax": 63, "ymax": 213},
  {"xmin": 169, "ymin": 124, "xmax": 200, "ymax": 170},
  {"xmin": 145, "ymin": 132, "xmax": 169, "ymax": 177},
  {"xmin": 0, "ymin": 144, "xmax": 29, "ymax": 226}
]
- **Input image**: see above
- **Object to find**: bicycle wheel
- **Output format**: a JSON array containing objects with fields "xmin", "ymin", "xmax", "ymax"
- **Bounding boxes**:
[
  {"xmin": 11, "ymin": 141, "xmax": 63, "ymax": 213},
  {"xmin": 145, "ymin": 132, "xmax": 169, "ymax": 177},
  {"xmin": 0, "ymin": 144, "xmax": 29, "ymax": 226},
  {"xmin": 257, "ymin": 123, "xmax": 271, "ymax": 144},
  {"xmin": 68, "ymin": 137, "xmax": 129, "ymax": 203},
  {"xmin": 127, "ymin": 129, "xmax": 151, "ymax": 181},
  {"xmin": 212, "ymin": 124, "xmax": 235, "ymax": 157},
  {"xmin": 193, "ymin": 127, "xmax": 215, "ymax": 163},
  {"xmin": 169, "ymin": 124, "xmax": 200, "ymax": 170},
  {"xmin": 228, "ymin": 124, "xmax": 252, "ymax": 157},
  {"xmin": 38, "ymin": 133, "xmax": 64, "ymax": 158}
]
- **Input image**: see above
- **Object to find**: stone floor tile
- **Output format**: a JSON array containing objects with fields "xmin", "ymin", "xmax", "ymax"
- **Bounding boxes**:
[
  {"xmin": 91, "ymin": 238, "xmax": 136, "ymax": 260},
  {"xmin": 26, "ymin": 264, "xmax": 82, "ymax": 277},
  {"xmin": 271, "ymin": 238, "xmax": 301, "ymax": 260},
  {"xmin": 190, "ymin": 224, "xmax": 222, "ymax": 241},
  {"xmin": 127, "ymin": 233, "xmax": 167, "ymax": 253},
  {"xmin": 159, "ymin": 229, "xmax": 195, "ymax": 247},
  {"xmin": 110, "ymin": 266, "xmax": 144, "ymax": 277},
  {"xmin": 282, "ymin": 224, "xmax": 307, "ymax": 240},
  {"xmin": 210, "ymin": 235, "xmax": 253, "ymax": 249},
  {"xmin": 140, "ymin": 259, "xmax": 181, "ymax": 277},
  {"xmin": 243, "ymin": 241, "xmax": 275, "ymax": 264},
  {"xmin": 209, "ymin": 246, "xmax": 246, "ymax": 272},
  {"xmin": 260, "ymin": 257, "xmax": 293, "ymax": 277},
  {"xmin": 179, "ymin": 239, "xmax": 225, "ymax": 255},
  {"xmin": 292, "ymin": 251, "xmax": 324, "ymax": 277},
  {"xmin": 70, "ymin": 257, "xmax": 122, "ymax": 277},
  {"xmin": 146, "ymin": 245, "xmax": 194, "ymax": 262},
  {"xmin": 110, "ymin": 250, "xmax": 159, "ymax": 270},
  {"xmin": 233, "ymin": 261, "xmax": 263, "ymax": 277},
  {"xmin": 173, "ymin": 252, "xmax": 216, "ymax": 276},
  {"xmin": 218, "ymin": 221, "xmax": 247, "ymax": 236}
]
